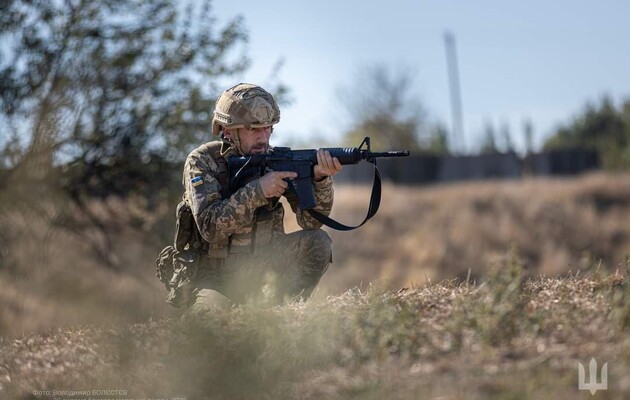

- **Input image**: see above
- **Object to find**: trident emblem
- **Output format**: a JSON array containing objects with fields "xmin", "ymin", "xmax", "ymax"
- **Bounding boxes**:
[{"xmin": 578, "ymin": 358, "xmax": 608, "ymax": 395}]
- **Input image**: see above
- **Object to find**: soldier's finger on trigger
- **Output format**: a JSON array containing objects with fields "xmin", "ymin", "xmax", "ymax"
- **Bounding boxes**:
[{"xmin": 281, "ymin": 171, "xmax": 298, "ymax": 179}]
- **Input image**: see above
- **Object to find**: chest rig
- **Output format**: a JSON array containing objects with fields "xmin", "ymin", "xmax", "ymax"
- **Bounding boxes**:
[{"xmin": 175, "ymin": 141, "xmax": 277, "ymax": 261}]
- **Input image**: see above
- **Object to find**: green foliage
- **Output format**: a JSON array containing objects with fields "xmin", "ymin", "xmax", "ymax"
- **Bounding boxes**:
[
  {"xmin": 346, "ymin": 287, "xmax": 429, "ymax": 361},
  {"xmin": 478, "ymin": 120, "xmax": 516, "ymax": 155},
  {"xmin": 0, "ymin": 0, "xmax": 249, "ymax": 197},
  {"xmin": 480, "ymin": 120, "xmax": 499, "ymax": 154},
  {"xmin": 610, "ymin": 256, "xmax": 630, "ymax": 331},
  {"xmin": 544, "ymin": 95, "xmax": 630, "ymax": 169},
  {"xmin": 427, "ymin": 124, "xmax": 451, "ymax": 155},
  {"xmin": 478, "ymin": 247, "xmax": 527, "ymax": 345}
]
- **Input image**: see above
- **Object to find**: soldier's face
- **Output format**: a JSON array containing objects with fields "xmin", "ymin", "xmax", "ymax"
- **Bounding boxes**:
[{"xmin": 234, "ymin": 127, "xmax": 272, "ymax": 155}]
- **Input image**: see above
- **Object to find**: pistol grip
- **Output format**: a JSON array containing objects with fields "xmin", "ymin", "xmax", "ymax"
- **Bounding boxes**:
[{"xmin": 288, "ymin": 177, "xmax": 316, "ymax": 210}]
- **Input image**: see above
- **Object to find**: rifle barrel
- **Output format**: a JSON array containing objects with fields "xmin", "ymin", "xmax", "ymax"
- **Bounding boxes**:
[{"xmin": 365, "ymin": 151, "xmax": 410, "ymax": 158}]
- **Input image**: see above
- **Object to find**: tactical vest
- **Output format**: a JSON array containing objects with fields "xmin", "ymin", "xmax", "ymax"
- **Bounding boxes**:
[{"xmin": 175, "ymin": 141, "xmax": 277, "ymax": 262}]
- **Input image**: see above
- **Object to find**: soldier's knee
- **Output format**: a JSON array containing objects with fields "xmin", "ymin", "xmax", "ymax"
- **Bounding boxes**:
[
  {"xmin": 303, "ymin": 229, "xmax": 332, "ymax": 273},
  {"xmin": 307, "ymin": 229, "xmax": 332, "ymax": 251},
  {"xmin": 280, "ymin": 229, "xmax": 333, "ymax": 273}
]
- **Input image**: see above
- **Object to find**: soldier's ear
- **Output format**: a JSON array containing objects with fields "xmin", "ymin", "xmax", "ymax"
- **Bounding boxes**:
[{"xmin": 223, "ymin": 128, "xmax": 233, "ymax": 140}]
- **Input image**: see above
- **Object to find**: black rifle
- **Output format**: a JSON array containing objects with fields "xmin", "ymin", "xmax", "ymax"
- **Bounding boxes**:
[{"xmin": 228, "ymin": 137, "xmax": 409, "ymax": 230}]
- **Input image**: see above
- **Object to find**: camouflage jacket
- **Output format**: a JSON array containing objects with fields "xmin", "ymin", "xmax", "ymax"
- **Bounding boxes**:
[{"xmin": 182, "ymin": 140, "xmax": 334, "ymax": 257}]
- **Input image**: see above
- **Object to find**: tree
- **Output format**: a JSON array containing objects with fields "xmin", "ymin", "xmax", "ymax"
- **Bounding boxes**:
[
  {"xmin": 427, "ymin": 124, "xmax": 450, "ymax": 155},
  {"xmin": 544, "ymin": 95, "xmax": 630, "ymax": 169},
  {"xmin": 0, "ymin": 0, "xmax": 250, "ymax": 197},
  {"xmin": 522, "ymin": 118, "xmax": 534, "ymax": 155},
  {"xmin": 479, "ymin": 120, "xmax": 499, "ymax": 154},
  {"xmin": 336, "ymin": 64, "xmax": 445, "ymax": 153},
  {"xmin": 499, "ymin": 121, "xmax": 514, "ymax": 153}
]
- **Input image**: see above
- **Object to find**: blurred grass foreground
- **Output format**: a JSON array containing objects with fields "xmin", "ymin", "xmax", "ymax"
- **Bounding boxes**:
[{"xmin": 1, "ymin": 259, "xmax": 630, "ymax": 399}]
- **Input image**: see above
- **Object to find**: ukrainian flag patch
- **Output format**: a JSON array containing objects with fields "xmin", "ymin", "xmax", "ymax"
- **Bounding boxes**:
[{"xmin": 191, "ymin": 176, "xmax": 203, "ymax": 187}]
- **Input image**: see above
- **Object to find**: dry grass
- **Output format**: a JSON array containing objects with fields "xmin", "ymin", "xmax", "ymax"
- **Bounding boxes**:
[
  {"xmin": 314, "ymin": 172, "xmax": 630, "ymax": 295},
  {"xmin": 0, "ymin": 190, "xmax": 174, "ymax": 336},
  {"xmin": 1, "ymin": 171, "xmax": 630, "ymax": 339},
  {"xmin": 1, "ymin": 259, "xmax": 629, "ymax": 399}
]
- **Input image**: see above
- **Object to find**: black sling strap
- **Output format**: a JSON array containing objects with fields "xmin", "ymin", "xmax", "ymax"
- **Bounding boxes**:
[{"xmin": 288, "ymin": 159, "xmax": 382, "ymax": 231}]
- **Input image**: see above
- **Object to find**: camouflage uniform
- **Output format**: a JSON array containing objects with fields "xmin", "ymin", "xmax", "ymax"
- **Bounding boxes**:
[{"xmin": 182, "ymin": 139, "xmax": 334, "ymax": 311}]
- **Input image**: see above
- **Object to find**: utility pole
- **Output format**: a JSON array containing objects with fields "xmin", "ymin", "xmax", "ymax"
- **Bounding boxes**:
[{"xmin": 444, "ymin": 31, "xmax": 465, "ymax": 153}]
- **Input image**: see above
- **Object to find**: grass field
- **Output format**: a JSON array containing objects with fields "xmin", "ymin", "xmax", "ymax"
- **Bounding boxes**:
[
  {"xmin": 1, "ymin": 260, "xmax": 628, "ymax": 399},
  {"xmin": 1, "ymin": 172, "xmax": 630, "ymax": 398}
]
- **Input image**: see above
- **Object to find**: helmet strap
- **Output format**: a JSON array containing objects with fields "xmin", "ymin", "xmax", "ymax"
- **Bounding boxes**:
[{"xmin": 221, "ymin": 128, "xmax": 245, "ymax": 155}]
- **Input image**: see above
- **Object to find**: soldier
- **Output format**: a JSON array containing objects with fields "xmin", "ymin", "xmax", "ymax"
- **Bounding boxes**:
[{"xmin": 179, "ymin": 83, "xmax": 342, "ymax": 313}]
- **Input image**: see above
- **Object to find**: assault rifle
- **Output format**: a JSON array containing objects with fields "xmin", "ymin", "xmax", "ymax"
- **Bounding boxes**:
[{"xmin": 227, "ymin": 137, "xmax": 409, "ymax": 231}]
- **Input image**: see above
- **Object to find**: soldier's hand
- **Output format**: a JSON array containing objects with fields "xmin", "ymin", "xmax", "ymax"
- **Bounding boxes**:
[
  {"xmin": 259, "ymin": 171, "xmax": 298, "ymax": 198},
  {"xmin": 314, "ymin": 149, "xmax": 343, "ymax": 181}
]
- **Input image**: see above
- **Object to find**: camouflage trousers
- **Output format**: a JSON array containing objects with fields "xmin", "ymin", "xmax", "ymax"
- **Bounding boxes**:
[{"xmin": 188, "ymin": 229, "xmax": 332, "ymax": 313}]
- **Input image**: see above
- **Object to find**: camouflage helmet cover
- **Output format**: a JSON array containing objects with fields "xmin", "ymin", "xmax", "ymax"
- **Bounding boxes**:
[{"xmin": 211, "ymin": 83, "xmax": 281, "ymax": 136}]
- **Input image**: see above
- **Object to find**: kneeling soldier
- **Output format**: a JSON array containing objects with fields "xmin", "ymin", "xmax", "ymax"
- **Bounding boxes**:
[{"xmin": 174, "ymin": 83, "xmax": 341, "ymax": 313}]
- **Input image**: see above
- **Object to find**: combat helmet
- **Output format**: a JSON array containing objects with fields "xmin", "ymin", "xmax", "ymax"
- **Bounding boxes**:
[{"xmin": 211, "ymin": 83, "xmax": 281, "ymax": 137}]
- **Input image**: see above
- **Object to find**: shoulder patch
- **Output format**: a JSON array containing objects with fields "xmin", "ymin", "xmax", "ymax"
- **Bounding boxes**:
[{"xmin": 191, "ymin": 176, "xmax": 204, "ymax": 187}]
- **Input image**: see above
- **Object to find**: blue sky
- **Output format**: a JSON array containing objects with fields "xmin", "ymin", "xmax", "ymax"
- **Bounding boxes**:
[{"xmin": 213, "ymin": 0, "xmax": 630, "ymax": 152}]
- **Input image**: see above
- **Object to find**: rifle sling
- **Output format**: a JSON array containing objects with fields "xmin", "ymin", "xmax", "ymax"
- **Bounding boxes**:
[{"xmin": 291, "ymin": 161, "xmax": 382, "ymax": 231}]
